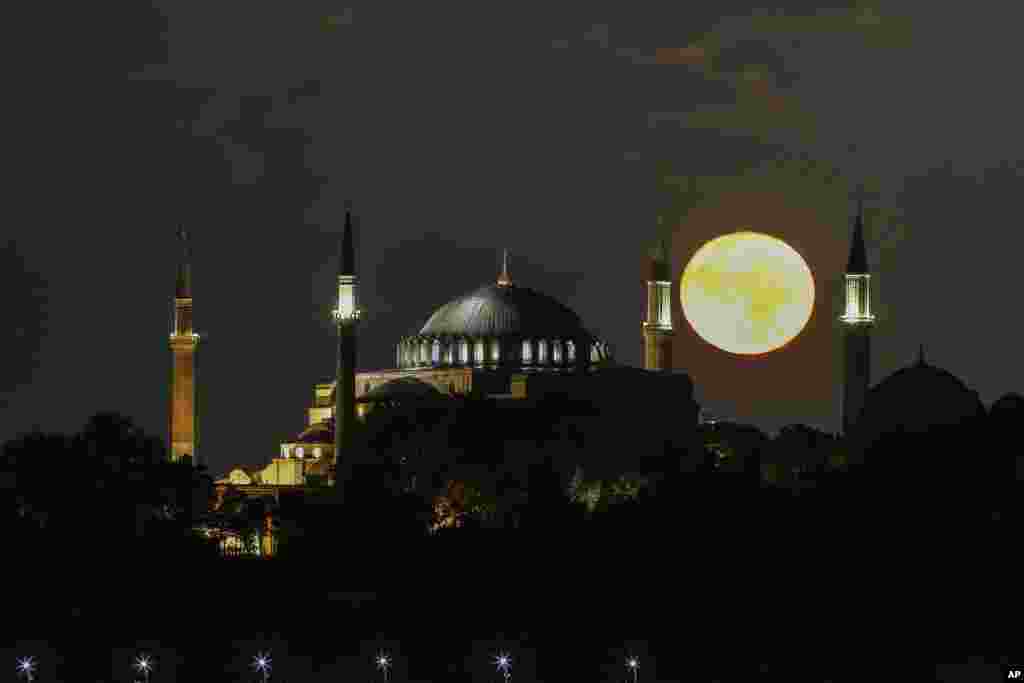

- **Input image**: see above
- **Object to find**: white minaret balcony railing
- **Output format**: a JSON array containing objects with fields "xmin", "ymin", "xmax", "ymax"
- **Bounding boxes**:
[
  {"xmin": 840, "ymin": 274, "xmax": 875, "ymax": 323},
  {"xmin": 645, "ymin": 281, "xmax": 673, "ymax": 330},
  {"xmin": 334, "ymin": 275, "xmax": 360, "ymax": 322}
]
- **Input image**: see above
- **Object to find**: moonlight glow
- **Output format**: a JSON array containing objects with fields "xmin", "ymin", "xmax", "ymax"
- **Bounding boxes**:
[{"xmin": 680, "ymin": 231, "xmax": 815, "ymax": 355}]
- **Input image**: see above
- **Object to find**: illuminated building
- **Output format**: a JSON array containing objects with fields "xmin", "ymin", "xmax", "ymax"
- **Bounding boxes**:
[{"xmin": 169, "ymin": 227, "xmax": 200, "ymax": 464}]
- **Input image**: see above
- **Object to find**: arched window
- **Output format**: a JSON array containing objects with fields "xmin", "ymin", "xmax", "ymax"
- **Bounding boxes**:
[
  {"xmin": 553, "ymin": 340, "xmax": 563, "ymax": 365},
  {"xmin": 444, "ymin": 342, "xmax": 454, "ymax": 365},
  {"xmin": 296, "ymin": 447, "xmax": 305, "ymax": 459},
  {"xmin": 522, "ymin": 339, "xmax": 533, "ymax": 364},
  {"xmin": 313, "ymin": 447, "xmax": 322, "ymax": 459},
  {"xmin": 567, "ymin": 340, "xmax": 576, "ymax": 363},
  {"xmin": 474, "ymin": 339, "xmax": 485, "ymax": 364},
  {"xmin": 281, "ymin": 445, "xmax": 289, "ymax": 459},
  {"xmin": 491, "ymin": 338, "xmax": 501, "ymax": 362},
  {"xmin": 420, "ymin": 339, "xmax": 429, "ymax": 365},
  {"xmin": 364, "ymin": 382, "xmax": 371, "ymax": 394},
  {"xmin": 538, "ymin": 339, "xmax": 548, "ymax": 364},
  {"xmin": 432, "ymin": 338, "xmax": 441, "ymax": 364},
  {"xmin": 460, "ymin": 338, "xmax": 469, "ymax": 364}
]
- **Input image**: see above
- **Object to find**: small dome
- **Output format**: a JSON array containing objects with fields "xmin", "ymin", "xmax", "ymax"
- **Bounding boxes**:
[
  {"xmin": 857, "ymin": 359, "xmax": 985, "ymax": 437},
  {"xmin": 418, "ymin": 283, "xmax": 592, "ymax": 340}
]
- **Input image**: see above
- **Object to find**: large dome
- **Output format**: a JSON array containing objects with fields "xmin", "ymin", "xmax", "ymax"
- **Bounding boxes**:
[
  {"xmin": 418, "ymin": 283, "xmax": 590, "ymax": 339},
  {"xmin": 396, "ymin": 277, "xmax": 611, "ymax": 371}
]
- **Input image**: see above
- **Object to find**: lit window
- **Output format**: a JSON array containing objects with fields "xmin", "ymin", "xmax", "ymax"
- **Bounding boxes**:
[
  {"xmin": 296, "ymin": 447, "xmax": 304, "ymax": 459},
  {"xmin": 522, "ymin": 339, "xmax": 532, "ymax": 363},
  {"xmin": 567, "ymin": 340, "xmax": 575, "ymax": 362},
  {"xmin": 491, "ymin": 339, "xmax": 500, "ymax": 361},
  {"xmin": 313, "ymin": 447, "xmax": 321, "ymax": 459},
  {"xmin": 538, "ymin": 339, "xmax": 548, "ymax": 364},
  {"xmin": 432, "ymin": 339, "xmax": 441, "ymax": 364},
  {"xmin": 281, "ymin": 446, "xmax": 289, "ymax": 459},
  {"xmin": 474, "ymin": 340, "xmax": 484, "ymax": 364},
  {"xmin": 553, "ymin": 340, "xmax": 563, "ymax": 364},
  {"xmin": 444, "ymin": 343, "xmax": 453, "ymax": 364},
  {"xmin": 460, "ymin": 339, "xmax": 469, "ymax": 363}
]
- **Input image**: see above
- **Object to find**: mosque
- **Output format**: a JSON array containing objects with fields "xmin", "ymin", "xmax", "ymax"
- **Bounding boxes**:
[{"xmin": 168, "ymin": 199, "xmax": 1011, "ymax": 550}]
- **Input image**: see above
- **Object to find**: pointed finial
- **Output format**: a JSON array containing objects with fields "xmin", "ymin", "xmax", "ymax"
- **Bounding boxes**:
[
  {"xmin": 846, "ymin": 191, "xmax": 869, "ymax": 275},
  {"xmin": 497, "ymin": 248, "xmax": 512, "ymax": 286},
  {"xmin": 340, "ymin": 203, "xmax": 355, "ymax": 276},
  {"xmin": 175, "ymin": 224, "xmax": 192, "ymax": 298}
]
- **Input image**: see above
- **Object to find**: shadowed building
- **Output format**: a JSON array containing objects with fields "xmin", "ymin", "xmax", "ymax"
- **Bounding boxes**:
[{"xmin": 169, "ymin": 227, "xmax": 200, "ymax": 464}]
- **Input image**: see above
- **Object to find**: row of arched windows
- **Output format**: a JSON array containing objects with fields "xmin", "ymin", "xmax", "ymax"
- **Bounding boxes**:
[{"xmin": 395, "ymin": 335, "xmax": 608, "ymax": 369}]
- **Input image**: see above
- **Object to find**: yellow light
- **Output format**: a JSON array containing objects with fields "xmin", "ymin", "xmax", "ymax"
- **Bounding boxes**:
[{"xmin": 680, "ymin": 231, "xmax": 815, "ymax": 355}]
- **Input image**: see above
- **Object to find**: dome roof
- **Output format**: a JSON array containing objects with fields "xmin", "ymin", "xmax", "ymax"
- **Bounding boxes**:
[
  {"xmin": 417, "ymin": 283, "xmax": 592, "ymax": 340},
  {"xmin": 857, "ymin": 359, "xmax": 985, "ymax": 436}
]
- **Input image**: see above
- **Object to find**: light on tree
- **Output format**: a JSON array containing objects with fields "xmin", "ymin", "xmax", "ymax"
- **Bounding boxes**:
[
  {"xmin": 17, "ymin": 657, "xmax": 36, "ymax": 682},
  {"xmin": 253, "ymin": 652, "xmax": 272, "ymax": 683},
  {"xmin": 376, "ymin": 652, "xmax": 392, "ymax": 682},
  {"xmin": 626, "ymin": 656, "xmax": 640, "ymax": 683},
  {"xmin": 134, "ymin": 654, "xmax": 153, "ymax": 683},
  {"xmin": 494, "ymin": 653, "xmax": 512, "ymax": 683}
]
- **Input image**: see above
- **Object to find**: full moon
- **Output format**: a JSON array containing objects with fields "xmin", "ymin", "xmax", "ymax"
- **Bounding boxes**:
[{"xmin": 680, "ymin": 231, "xmax": 815, "ymax": 355}]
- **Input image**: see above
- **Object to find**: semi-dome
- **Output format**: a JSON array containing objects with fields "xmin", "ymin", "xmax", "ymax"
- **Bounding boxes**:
[{"xmin": 364, "ymin": 377, "xmax": 443, "ymax": 401}]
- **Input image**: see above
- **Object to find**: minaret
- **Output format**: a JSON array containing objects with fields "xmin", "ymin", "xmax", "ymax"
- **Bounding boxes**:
[
  {"xmin": 839, "ymin": 199, "xmax": 875, "ymax": 436},
  {"xmin": 169, "ymin": 226, "xmax": 200, "ymax": 464},
  {"xmin": 334, "ymin": 205, "xmax": 360, "ymax": 499},
  {"xmin": 642, "ymin": 225, "xmax": 674, "ymax": 371}
]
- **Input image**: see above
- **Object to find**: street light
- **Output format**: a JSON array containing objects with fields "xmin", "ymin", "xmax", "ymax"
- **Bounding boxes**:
[
  {"xmin": 626, "ymin": 656, "xmax": 639, "ymax": 683},
  {"xmin": 253, "ymin": 652, "xmax": 272, "ymax": 683},
  {"xmin": 16, "ymin": 657, "xmax": 36, "ymax": 682},
  {"xmin": 376, "ymin": 652, "xmax": 392, "ymax": 683},
  {"xmin": 494, "ymin": 653, "xmax": 512, "ymax": 683},
  {"xmin": 134, "ymin": 654, "xmax": 153, "ymax": 683}
]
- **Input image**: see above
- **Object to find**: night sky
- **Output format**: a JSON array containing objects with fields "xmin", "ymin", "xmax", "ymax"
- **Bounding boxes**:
[{"xmin": 5, "ymin": 2, "xmax": 1022, "ymax": 478}]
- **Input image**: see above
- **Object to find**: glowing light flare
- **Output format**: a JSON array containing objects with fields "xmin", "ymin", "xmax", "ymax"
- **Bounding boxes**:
[
  {"xmin": 626, "ymin": 656, "xmax": 640, "ymax": 683},
  {"xmin": 680, "ymin": 231, "xmax": 815, "ymax": 356},
  {"xmin": 376, "ymin": 652, "xmax": 392, "ymax": 682},
  {"xmin": 16, "ymin": 657, "xmax": 36, "ymax": 682},
  {"xmin": 134, "ymin": 654, "xmax": 153, "ymax": 682},
  {"xmin": 495, "ymin": 652, "xmax": 512, "ymax": 674},
  {"xmin": 253, "ymin": 652, "xmax": 272, "ymax": 682}
]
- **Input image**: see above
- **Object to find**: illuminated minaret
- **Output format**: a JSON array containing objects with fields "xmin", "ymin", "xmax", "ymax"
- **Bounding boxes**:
[
  {"xmin": 334, "ymin": 205, "xmax": 360, "ymax": 498},
  {"xmin": 642, "ymin": 228, "xmax": 674, "ymax": 371},
  {"xmin": 169, "ymin": 226, "xmax": 200, "ymax": 464},
  {"xmin": 839, "ymin": 200, "xmax": 875, "ymax": 435}
]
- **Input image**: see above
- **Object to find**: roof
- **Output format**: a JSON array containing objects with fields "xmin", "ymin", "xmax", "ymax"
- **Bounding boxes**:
[
  {"xmin": 417, "ymin": 282, "xmax": 593, "ymax": 339},
  {"xmin": 846, "ymin": 207, "xmax": 869, "ymax": 274}
]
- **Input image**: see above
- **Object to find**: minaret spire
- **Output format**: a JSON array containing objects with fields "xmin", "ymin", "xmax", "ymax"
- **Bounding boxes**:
[
  {"xmin": 497, "ymin": 248, "xmax": 512, "ymax": 287},
  {"xmin": 846, "ymin": 198, "xmax": 869, "ymax": 274},
  {"xmin": 175, "ymin": 225, "xmax": 191, "ymax": 299},
  {"xmin": 839, "ymin": 192, "xmax": 876, "ymax": 437},
  {"xmin": 169, "ymin": 224, "xmax": 199, "ymax": 465},
  {"xmin": 334, "ymin": 201, "xmax": 360, "ymax": 500}
]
